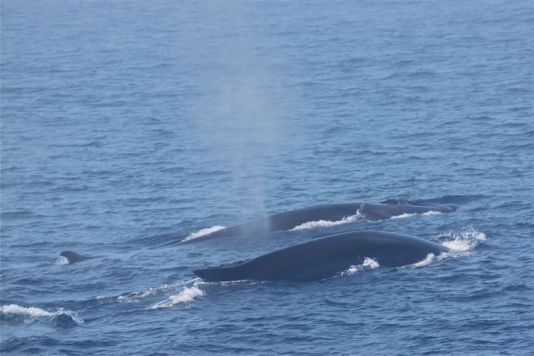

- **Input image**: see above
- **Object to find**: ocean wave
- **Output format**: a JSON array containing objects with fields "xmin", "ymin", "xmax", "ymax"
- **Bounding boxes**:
[
  {"xmin": 290, "ymin": 211, "xmax": 363, "ymax": 231},
  {"xmin": 340, "ymin": 257, "xmax": 380, "ymax": 276},
  {"xmin": 182, "ymin": 225, "xmax": 226, "ymax": 242},
  {"xmin": 0, "ymin": 304, "xmax": 84, "ymax": 326}
]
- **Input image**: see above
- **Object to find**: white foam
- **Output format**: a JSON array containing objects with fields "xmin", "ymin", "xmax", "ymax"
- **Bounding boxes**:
[
  {"xmin": 341, "ymin": 257, "xmax": 380, "ymax": 276},
  {"xmin": 117, "ymin": 280, "xmax": 198, "ymax": 303},
  {"xmin": 362, "ymin": 257, "xmax": 380, "ymax": 269},
  {"xmin": 0, "ymin": 304, "xmax": 52, "ymax": 317},
  {"xmin": 116, "ymin": 278, "xmax": 205, "ymax": 309},
  {"xmin": 422, "ymin": 210, "xmax": 443, "ymax": 216},
  {"xmin": 183, "ymin": 225, "xmax": 226, "ymax": 242},
  {"xmin": 166, "ymin": 286, "xmax": 204, "ymax": 304},
  {"xmin": 118, "ymin": 288, "xmax": 158, "ymax": 303},
  {"xmin": 390, "ymin": 210, "xmax": 442, "ymax": 220},
  {"xmin": 405, "ymin": 227, "xmax": 487, "ymax": 268},
  {"xmin": 390, "ymin": 213, "xmax": 417, "ymax": 220},
  {"xmin": 0, "ymin": 304, "xmax": 84, "ymax": 324},
  {"xmin": 54, "ymin": 256, "xmax": 70, "ymax": 265},
  {"xmin": 441, "ymin": 226, "xmax": 486, "ymax": 252},
  {"xmin": 149, "ymin": 286, "xmax": 204, "ymax": 309},
  {"xmin": 411, "ymin": 253, "xmax": 436, "ymax": 267},
  {"xmin": 290, "ymin": 211, "xmax": 362, "ymax": 231}
]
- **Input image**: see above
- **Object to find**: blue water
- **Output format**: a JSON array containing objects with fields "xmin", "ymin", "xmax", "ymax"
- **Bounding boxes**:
[{"xmin": 1, "ymin": 0, "xmax": 533, "ymax": 354}]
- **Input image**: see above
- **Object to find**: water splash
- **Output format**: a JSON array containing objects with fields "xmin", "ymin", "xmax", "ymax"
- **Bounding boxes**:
[
  {"xmin": 149, "ymin": 286, "xmax": 205, "ymax": 309},
  {"xmin": 440, "ymin": 225, "xmax": 487, "ymax": 252},
  {"xmin": 341, "ymin": 257, "xmax": 380, "ymax": 276},
  {"xmin": 117, "ymin": 279, "xmax": 203, "ymax": 303},
  {"xmin": 390, "ymin": 213, "xmax": 417, "ymax": 220},
  {"xmin": 410, "ymin": 253, "xmax": 436, "ymax": 267},
  {"xmin": 408, "ymin": 226, "xmax": 488, "ymax": 268},
  {"xmin": 54, "ymin": 255, "xmax": 70, "ymax": 265},
  {"xmin": 149, "ymin": 280, "xmax": 206, "ymax": 309}
]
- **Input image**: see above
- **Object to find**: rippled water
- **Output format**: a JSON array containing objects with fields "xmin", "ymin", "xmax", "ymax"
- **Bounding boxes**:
[{"xmin": 1, "ymin": 0, "xmax": 533, "ymax": 354}]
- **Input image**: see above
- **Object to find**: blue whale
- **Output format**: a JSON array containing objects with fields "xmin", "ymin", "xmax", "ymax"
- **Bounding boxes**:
[
  {"xmin": 183, "ymin": 200, "xmax": 456, "ymax": 243},
  {"xmin": 194, "ymin": 231, "xmax": 449, "ymax": 281}
]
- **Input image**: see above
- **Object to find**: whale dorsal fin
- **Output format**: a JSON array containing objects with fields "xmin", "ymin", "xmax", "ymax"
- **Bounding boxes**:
[{"xmin": 59, "ymin": 251, "xmax": 92, "ymax": 264}]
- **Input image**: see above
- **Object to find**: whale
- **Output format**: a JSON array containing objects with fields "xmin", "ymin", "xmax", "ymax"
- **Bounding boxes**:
[
  {"xmin": 194, "ymin": 231, "xmax": 449, "ymax": 281},
  {"xmin": 59, "ymin": 251, "xmax": 93, "ymax": 264},
  {"xmin": 182, "ymin": 200, "xmax": 456, "ymax": 243}
]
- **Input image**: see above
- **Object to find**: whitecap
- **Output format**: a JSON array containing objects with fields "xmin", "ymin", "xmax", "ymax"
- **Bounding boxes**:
[
  {"xmin": 183, "ymin": 225, "xmax": 226, "ymax": 242},
  {"xmin": 0, "ymin": 304, "xmax": 52, "ymax": 318},
  {"xmin": 0, "ymin": 304, "xmax": 84, "ymax": 325}
]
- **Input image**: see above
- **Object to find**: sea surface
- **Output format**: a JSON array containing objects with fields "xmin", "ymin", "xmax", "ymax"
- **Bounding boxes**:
[{"xmin": 1, "ymin": 0, "xmax": 533, "ymax": 354}]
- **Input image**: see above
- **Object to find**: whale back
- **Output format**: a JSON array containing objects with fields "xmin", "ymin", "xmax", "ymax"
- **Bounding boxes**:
[
  {"xmin": 183, "ymin": 201, "xmax": 456, "ymax": 244},
  {"xmin": 194, "ymin": 231, "xmax": 448, "ymax": 281},
  {"xmin": 360, "ymin": 203, "xmax": 456, "ymax": 220},
  {"xmin": 60, "ymin": 251, "xmax": 92, "ymax": 264}
]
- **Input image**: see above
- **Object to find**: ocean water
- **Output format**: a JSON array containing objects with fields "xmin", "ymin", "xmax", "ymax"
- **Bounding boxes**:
[{"xmin": 1, "ymin": 0, "xmax": 533, "ymax": 354}]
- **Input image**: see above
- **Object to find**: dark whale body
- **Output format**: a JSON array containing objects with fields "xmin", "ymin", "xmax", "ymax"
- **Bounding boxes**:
[
  {"xmin": 60, "ymin": 251, "xmax": 93, "ymax": 264},
  {"xmin": 183, "ymin": 200, "xmax": 456, "ymax": 243},
  {"xmin": 194, "ymin": 231, "xmax": 449, "ymax": 282}
]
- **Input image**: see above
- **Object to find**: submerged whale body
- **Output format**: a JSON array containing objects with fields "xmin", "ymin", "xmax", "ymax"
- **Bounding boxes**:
[
  {"xmin": 194, "ymin": 231, "xmax": 449, "ymax": 281},
  {"xmin": 183, "ymin": 200, "xmax": 456, "ymax": 243},
  {"xmin": 60, "ymin": 251, "xmax": 93, "ymax": 264}
]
